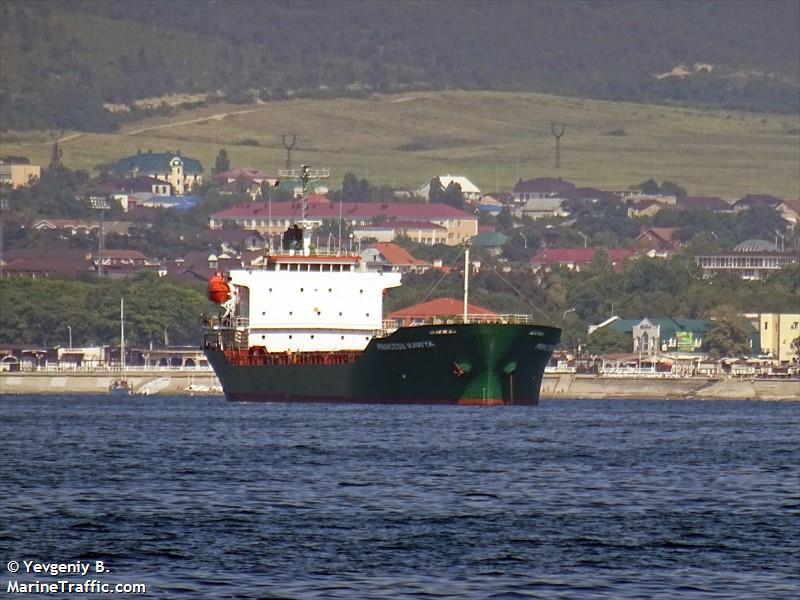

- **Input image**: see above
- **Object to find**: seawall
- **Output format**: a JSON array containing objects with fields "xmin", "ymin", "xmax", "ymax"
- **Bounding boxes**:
[
  {"xmin": 0, "ymin": 370, "xmax": 221, "ymax": 396},
  {"xmin": 1, "ymin": 371, "xmax": 797, "ymax": 400},
  {"xmin": 540, "ymin": 374, "xmax": 799, "ymax": 401}
]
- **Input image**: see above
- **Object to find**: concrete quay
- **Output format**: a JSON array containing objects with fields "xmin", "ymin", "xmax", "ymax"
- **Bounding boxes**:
[
  {"xmin": 540, "ymin": 373, "xmax": 799, "ymax": 401},
  {"xmin": 1, "ymin": 370, "xmax": 798, "ymax": 400},
  {"xmin": 0, "ymin": 368, "xmax": 221, "ymax": 396}
]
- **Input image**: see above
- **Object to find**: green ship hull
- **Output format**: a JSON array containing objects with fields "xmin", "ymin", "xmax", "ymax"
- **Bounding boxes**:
[{"xmin": 205, "ymin": 323, "xmax": 560, "ymax": 405}]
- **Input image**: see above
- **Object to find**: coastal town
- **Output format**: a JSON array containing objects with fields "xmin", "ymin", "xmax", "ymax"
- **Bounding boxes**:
[{"xmin": 1, "ymin": 147, "xmax": 798, "ymax": 395}]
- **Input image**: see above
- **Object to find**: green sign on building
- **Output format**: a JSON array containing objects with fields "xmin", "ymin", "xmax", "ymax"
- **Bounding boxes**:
[{"xmin": 676, "ymin": 331, "xmax": 694, "ymax": 352}]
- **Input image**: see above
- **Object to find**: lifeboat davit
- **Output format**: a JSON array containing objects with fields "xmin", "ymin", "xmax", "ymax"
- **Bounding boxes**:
[{"xmin": 207, "ymin": 272, "xmax": 230, "ymax": 304}]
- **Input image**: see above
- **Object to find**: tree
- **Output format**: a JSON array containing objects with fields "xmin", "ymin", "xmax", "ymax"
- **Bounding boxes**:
[
  {"xmin": 442, "ymin": 181, "xmax": 464, "ymax": 209},
  {"xmin": 427, "ymin": 177, "xmax": 444, "ymax": 203},
  {"xmin": 213, "ymin": 149, "xmax": 230, "ymax": 174},
  {"xmin": 586, "ymin": 327, "xmax": 631, "ymax": 355},
  {"xmin": 705, "ymin": 306, "xmax": 752, "ymax": 358},
  {"xmin": 635, "ymin": 178, "xmax": 659, "ymax": 195},
  {"xmin": 633, "ymin": 179, "xmax": 686, "ymax": 198},
  {"xmin": 792, "ymin": 336, "xmax": 800, "ymax": 363},
  {"xmin": 496, "ymin": 207, "xmax": 513, "ymax": 231},
  {"xmin": 660, "ymin": 180, "xmax": 687, "ymax": 199},
  {"xmin": 735, "ymin": 205, "xmax": 788, "ymax": 241},
  {"xmin": 341, "ymin": 172, "xmax": 361, "ymax": 200}
]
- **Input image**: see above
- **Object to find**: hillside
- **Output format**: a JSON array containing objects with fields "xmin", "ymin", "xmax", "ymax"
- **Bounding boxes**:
[
  {"xmin": 2, "ymin": 91, "xmax": 798, "ymax": 199},
  {"xmin": 1, "ymin": 0, "xmax": 798, "ymax": 132}
]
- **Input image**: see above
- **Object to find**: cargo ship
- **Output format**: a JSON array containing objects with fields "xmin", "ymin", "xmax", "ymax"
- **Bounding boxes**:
[{"xmin": 202, "ymin": 168, "xmax": 559, "ymax": 405}]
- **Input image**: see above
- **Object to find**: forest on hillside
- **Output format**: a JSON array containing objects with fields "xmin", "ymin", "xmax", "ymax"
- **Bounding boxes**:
[{"xmin": 1, "ymin": 0, "xmax": 798, "ymax": 131}]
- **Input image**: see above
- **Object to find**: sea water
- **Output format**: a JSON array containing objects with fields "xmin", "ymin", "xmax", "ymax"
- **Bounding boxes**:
[{"xmin": 1, "ymin": 395, "xmax": 798, "ymax": 598}]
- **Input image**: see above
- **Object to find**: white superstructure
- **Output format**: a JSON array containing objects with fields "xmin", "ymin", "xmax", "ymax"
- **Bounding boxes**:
[{"xmin": 227, "ymin": 253, "xmax": 401, "ymax": 352}]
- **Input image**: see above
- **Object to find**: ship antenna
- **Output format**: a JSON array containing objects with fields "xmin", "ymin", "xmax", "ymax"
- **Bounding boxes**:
[{"xmin": 277, "ymin": 164, "xmax": 330, "ymax": 255}]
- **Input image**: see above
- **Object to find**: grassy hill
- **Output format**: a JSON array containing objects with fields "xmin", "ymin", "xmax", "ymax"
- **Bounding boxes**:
[{"xmin": 2, "ymin": 91, "xmax": 799, "ymax": 199}]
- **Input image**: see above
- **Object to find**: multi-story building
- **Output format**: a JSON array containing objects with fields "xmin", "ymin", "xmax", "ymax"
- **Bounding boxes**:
[
  {"xmin": 110, "ymin": 150, "xmax": 203, "ymax": 195},
  {"xmin": 695, "ymin": 239, "xmax": 798, "ymax": 280},
  {"xmin": 208, "ymin": 201, "xmax": 478, "ymax": 246},
  {"xmin": 0, "ymin": 162, "xmax": 41, "ymax": 188},
  {"xmin": 759, "ymin": 313, "xmax": 800, "ymax": 363}
]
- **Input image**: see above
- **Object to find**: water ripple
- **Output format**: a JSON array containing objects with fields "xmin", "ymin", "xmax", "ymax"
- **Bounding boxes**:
[{"xmin": 1, "ymin": 396, "xmax": 798, "ymax": 598}]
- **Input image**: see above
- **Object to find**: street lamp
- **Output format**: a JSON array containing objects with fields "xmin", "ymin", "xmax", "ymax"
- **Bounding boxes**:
[
  {"xmin": 518, "ymin": 233, "xmax": 528, "ymax": 248},
  {"xmin": 562, "ymin": 308, "xmax": 576, "ymax": 321},
  {"xmin": 577, "ymin": 231, "xmax": 588, "ymax": 248},
  {"xmin": 89, "ymin": 196, "xmax": 111, "ymax": 277},
  {"xmin": 0, "ymin": 198, "xmax": 8, "ymax": 278}
]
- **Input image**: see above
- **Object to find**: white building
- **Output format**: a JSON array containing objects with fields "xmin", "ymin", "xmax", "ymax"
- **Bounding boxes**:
[{"xmin": 417, "ymin": 175, "xmax": 482, "ymax": 202}]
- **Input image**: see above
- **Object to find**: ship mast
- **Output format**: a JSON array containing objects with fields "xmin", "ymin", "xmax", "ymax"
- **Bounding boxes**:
[
  {"xmin": 463, "ymin": 241, "xmax": 470, "ymax": 323},
  {"xmin": 277, "ymin": 164, "xmax": 330, "ymax": 256}
]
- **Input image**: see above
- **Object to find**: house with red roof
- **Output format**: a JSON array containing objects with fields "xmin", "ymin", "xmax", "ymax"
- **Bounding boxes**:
[
  {"xmin": 529, "ymin": 247, "xmax": 635, "ymax": 273},
  {"xmin": 733, "ymin": 194, "xmax": 782, "ymax": 211},
  {"xmin": 1, "ymin": 249, "xmax": 95, "ymax": 279},
  {"xmin": 209, "ymin": 201, "xmax": 478, "ymax": 246},
  {"xmin": 677, "ymin": 196, "xmax": 734, "ymax": 213},
  {"xmin": 512, "ymin": 177, "xmax": 576, "ymax": 203},
  {"xmin": 361, "ymin": 243, "xmax": 430, "ymax": 274},
  {"xmin": 387, "ymin": 298, "xmax": 497, "ymax": 327},
  {"xmin": 636, "ymin": 227, "xmax": 680, "ymax": 253},
  {"xmin": 213, "ymin": 168, "xmax": 276, "ymax": 186},
  {"xmin": 213, "ymin": 168, "xmax": 280, "ymax": 200},
  {"xmin": 511, "ymin": 177, "xmax": 577, "ymax": 219},
  {"xmin": 94, "ymin": 250, "xmax": 158, "ymax": 278},
  {"xmin": 733, "ymin": 194, "xmax": 798, "ymax": 225}
]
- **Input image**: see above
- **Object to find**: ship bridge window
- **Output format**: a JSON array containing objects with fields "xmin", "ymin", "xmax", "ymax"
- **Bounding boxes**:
[{"xmin": 310, "ymin": 264, "xmax": 321, "ymax": 271}]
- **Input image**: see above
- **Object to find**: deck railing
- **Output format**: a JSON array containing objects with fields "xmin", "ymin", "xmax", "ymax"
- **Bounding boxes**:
[{"xmin": 374, "ymin": 314, "xmax": 539, "ymax": 337}]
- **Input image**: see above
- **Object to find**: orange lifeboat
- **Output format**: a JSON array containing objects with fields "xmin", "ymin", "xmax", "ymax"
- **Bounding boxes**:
[{"xmin": 207, "ymin": 272, "xmax": 230, "ymax": 304}]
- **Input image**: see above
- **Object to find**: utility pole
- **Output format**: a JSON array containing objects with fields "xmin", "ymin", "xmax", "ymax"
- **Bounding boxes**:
[
  {"xmin": 281, "ymin": 134, "xmax": 297, "ymax": 171},
  {"xmin": 550, "ymin": 123, "xmax": 566, "ymax": 169}
]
